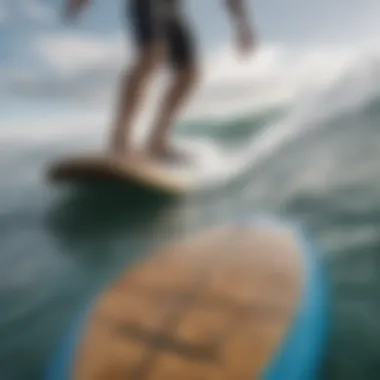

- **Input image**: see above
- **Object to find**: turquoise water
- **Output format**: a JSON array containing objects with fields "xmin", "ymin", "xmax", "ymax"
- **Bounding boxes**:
[{"xmin": 1, "ymin": 68, "xmax": 380, "ymax": 380}]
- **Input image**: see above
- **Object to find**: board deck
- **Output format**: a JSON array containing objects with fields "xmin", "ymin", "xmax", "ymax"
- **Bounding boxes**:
[
  {"xmin": 68, "ymin": 223, "xmax": 306, "ymax": 380},
  {"xmin": 46, "ymin": 154, "xmax": 196, "ymax": 194}
]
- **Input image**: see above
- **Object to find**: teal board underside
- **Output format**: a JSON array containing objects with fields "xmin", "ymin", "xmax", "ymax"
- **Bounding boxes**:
[{"xmin": 45, "ymin": 217, "xmax": 328, "ymax": 380}]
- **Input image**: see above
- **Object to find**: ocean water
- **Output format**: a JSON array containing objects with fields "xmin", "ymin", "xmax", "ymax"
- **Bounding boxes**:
[{"xmin": 1, "ymin": 47, "xmax": 380, "ymax": 380}]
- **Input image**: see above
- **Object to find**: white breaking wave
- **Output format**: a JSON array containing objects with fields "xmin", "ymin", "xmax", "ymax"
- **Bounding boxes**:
[{"xmin": 1, "ymin": 40, "xmax": 380, "ymax": 188}]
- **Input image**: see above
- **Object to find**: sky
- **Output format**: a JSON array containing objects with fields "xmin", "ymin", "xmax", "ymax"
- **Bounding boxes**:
[{"xmin": 1, "ymin": 0, "xmax": 380, "ymax": 139}]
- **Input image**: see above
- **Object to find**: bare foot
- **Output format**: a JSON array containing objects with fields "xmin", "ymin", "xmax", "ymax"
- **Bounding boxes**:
[
  {"xmin": 148, "ymin": 144, "xmax": 190, "ymax": 164},
  {"xmin": 108, "ymin": 140, "xmax": 138, "ymax": 160}
]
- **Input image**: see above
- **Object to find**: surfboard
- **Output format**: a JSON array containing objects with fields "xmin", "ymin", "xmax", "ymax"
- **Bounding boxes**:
[
  {"xmin": 45, "ymin": 217, "xmax": 327, "ymax": 380},
  {"xmin": 46, "ymin": 154, "xmax": 196, "ymax": 195}
]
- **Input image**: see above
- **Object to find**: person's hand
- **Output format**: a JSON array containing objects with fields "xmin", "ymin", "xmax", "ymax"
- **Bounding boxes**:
[
  {"xmin": 64, "ymin": 0, "xmax": 89, "ymax": 22},
  {"xmin": 235, "ymin": 23, "xmax": 256, "ymax": 58}
]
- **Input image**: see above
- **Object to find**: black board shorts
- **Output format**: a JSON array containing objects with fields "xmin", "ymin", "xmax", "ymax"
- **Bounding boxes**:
[{"xmin": 127, "ymin": 0, "xmax": 195, "ymax": 69}]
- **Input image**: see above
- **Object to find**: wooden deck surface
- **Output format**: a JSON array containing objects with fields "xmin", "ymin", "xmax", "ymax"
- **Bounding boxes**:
[{"xmin": 72, "ymin": 225, "xmax": 303, "ymax": 380}]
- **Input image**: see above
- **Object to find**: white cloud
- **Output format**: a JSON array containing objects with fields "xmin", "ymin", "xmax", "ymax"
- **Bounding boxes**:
[
  {"xmin": 36, "ymin": 33, "xmax": 127, "ymax": 76},
  {"xmin": 0, "ymin": 32, "xmax": 129, "ymax": 104}
]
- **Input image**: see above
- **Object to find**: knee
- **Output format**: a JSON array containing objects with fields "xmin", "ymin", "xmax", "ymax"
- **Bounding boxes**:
[{"xmin": 133, "ymin": 44, "xmax": 163, "ymax": 76}]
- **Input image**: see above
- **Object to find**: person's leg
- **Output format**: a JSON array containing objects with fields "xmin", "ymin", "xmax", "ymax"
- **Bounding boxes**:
[
  {"xmin": 109, "ymin": 45, "xmax": 161, "ymax": 155},
  {"xmin": 147, "ymin": 65, "xmax": 198, "ymax": 160},
  {"xmin": 109, "ymin": 0, "xmax": 163, "ymax": 156},
  {"xmin": 146, "ymin": 11, "xmax": 199, "ymax": 160}
]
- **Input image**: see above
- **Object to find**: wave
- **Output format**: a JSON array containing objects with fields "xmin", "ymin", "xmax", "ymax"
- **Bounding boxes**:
[
  {"xmin": 2, "ymin": 43, "xmax": 380, "ymax": 192},
  {"xmin": 167, "ymin": 46, "xmax": 380, "ymax": 188}
]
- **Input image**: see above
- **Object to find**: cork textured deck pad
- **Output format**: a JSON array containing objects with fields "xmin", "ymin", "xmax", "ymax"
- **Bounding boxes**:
[{"xmin": 71, "ymin": 224, "xmax": 304, "ymax": 379}]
